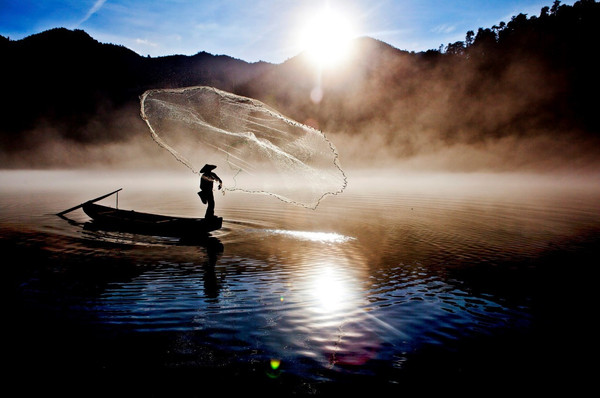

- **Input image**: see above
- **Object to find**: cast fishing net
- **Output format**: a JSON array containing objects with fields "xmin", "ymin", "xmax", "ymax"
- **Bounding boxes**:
[{"xmin": 140, "ymin": 86, "xmax": 346, "ymax": 209}]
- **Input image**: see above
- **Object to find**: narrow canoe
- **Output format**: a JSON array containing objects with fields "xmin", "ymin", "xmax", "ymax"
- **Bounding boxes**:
[{"xmin": 81, "ymin": 202, "xmax": 222, "ymax": 237}]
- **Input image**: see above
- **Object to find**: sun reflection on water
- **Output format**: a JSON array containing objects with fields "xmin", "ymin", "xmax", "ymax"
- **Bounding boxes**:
[
  {"xmin": 310, "ymin": 266, "xmax": 353, "ymax": 314},
  {"xmin": 300, "ymin": 259, "xmax": 384, "ymax": 369},
  {"xmin": 266, "ymin": 229, "xmax": 354, "ymax": 243}
]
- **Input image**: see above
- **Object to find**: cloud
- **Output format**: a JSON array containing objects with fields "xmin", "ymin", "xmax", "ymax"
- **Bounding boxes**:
[
  {"xmin": 135, "ymin": 38, "xmax": 158, "ymax": 47},
  {"xmin": 77, "ymin": 0, "xmax": 107, "ymax": 26},
  {"xmin": 431, "ymin": 24, "xmax": 456, "ymax": 34}
]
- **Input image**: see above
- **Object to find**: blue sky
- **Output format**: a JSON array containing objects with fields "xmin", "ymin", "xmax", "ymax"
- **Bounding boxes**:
[{"xmin": 0, "ymin": 0, "xmax": 575, "ymax": 63}]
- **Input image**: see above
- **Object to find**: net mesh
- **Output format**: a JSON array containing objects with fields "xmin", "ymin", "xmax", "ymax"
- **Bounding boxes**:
[{"xmin": 140, "ymin": 86, "xmax": 346, "ymax": 209}]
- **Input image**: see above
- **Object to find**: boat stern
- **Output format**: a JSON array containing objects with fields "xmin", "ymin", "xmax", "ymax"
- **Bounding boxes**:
[{"xmin": 203, "ymin": 216, "xmax": 223, "ymax": 232}]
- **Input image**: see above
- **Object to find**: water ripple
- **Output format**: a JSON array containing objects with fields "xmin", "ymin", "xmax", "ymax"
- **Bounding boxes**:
[{"xmin": 4, "ymin": 170, "xmax": 600, "ymax": 387}]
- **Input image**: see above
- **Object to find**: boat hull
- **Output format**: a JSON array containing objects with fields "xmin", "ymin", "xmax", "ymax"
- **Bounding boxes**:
[{"xmin": 82, "ymin": 202, "xmax": 222, "ymax": 237}]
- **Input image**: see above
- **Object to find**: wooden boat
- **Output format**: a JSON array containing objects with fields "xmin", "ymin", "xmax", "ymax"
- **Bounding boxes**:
[
  {"xmin": 82, "ymin": 202, "xmax": 222, "ymax": 236},
  {"xmin": 59, "ymin": 188, "xmax": 222, "ymax": 237}
]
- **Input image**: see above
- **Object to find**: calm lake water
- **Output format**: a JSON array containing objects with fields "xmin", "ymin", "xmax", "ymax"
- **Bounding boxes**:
[{"xmin": 3, "ymin": 169, "xmax": 599, "ymax": 396}]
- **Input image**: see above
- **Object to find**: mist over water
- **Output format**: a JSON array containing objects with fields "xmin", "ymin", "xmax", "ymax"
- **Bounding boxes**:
[{"xmin": 3, "ymin": 169, "xmax": 599, "ymax": 394}]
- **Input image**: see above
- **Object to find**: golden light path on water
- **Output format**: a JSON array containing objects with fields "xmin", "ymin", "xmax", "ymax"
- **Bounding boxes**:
[
  {"xmin": 257, "ymin": 228, "xmax": 363, "ymax": 329},
  {"xmin": 264, "ymin": 229, "xmax": 354, "ymax": 244},
  {"xmin": 264, "ymin": 231, "xmax": 361, "ymax": 314},
  {"xmin": 260, "ymin": 231, "xmax": 397, "ymax": 370}
]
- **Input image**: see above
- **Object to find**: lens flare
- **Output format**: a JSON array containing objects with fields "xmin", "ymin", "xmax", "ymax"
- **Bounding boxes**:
[{"xmin": 270, "ymin": 358, "xmax": 281, "ymax": 370}]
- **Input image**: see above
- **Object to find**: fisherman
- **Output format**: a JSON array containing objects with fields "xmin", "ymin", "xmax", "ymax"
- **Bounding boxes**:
[{"xmin": 198, "ymin": 164, "xmax": 222, "ymax": 218}]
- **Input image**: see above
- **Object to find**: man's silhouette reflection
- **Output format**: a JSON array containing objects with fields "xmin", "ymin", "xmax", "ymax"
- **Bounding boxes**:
[{"xmin": 202, "ymin": 236, "xmax": 224, "ymax": 299}]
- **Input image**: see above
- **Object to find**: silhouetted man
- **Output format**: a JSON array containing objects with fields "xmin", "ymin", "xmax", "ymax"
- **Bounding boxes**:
[{"xmin": 198, "ymin": 164, "xmax": 222, "ymax": 218}]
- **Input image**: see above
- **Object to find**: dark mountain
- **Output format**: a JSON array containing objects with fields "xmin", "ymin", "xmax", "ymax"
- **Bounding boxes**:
[
  {"xmin": 0, "ymin": 28, "xmax": 273, "ymax": 148},
  {"xmin": 1, "ymin": 0, "xmax": 599, "ymax": 170}
]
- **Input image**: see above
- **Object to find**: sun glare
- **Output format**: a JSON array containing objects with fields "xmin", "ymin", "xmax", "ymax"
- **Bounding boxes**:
[
  {"xmin": 310, "ymin": 266, "xmax": 353, "ymax": 314},
  {"xmin": 299, "ymin": 6, "xmax": 356, "ymax": 68}
]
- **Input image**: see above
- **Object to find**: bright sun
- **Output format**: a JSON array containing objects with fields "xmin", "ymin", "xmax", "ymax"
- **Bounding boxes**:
[{"xmin": 298, "ymin": 6, "xmax": 356, "ymax": 68}]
